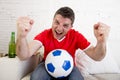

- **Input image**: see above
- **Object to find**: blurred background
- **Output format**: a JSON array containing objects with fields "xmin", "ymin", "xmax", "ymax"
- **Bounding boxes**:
[{"xmin": 0, "ymin": 0, "xmax": 120, "ymax": 66}]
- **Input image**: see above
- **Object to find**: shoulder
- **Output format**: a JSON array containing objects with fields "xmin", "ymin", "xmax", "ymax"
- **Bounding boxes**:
[
  {"xmin": 40, "ymin": 28, "xmax": 52, "ymax": 34},
  {"xmin": 34, "ymin": 28, "xmax": 52, "ymax": 40},
  {"xmin": 36, "ymin": 28, "xmax": 52, "ymax": 36},
  {"xmin": 68, "ymin": 29, "xmax": 84, "ymax": 37},
  {"xmin": 67, "ymin": 29, "xmax": 89, "ymax": 43}
]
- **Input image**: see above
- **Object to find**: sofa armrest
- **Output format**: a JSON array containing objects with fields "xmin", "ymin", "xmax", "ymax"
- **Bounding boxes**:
[{"xmin": 0, "ymin": 55, "xmax": 39, "ymax": 80}]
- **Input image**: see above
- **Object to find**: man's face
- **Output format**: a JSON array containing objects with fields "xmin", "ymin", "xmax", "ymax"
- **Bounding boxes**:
[{"xmin": 52, "ymin": 14, "xmax": 73, "ymax": 40}]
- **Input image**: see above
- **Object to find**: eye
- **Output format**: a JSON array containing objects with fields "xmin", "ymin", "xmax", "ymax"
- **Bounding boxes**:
[
  {"xmin": 54, "ymin": 20, "xmax": 59, "ymax": 25},
  {"xmin": 63, "ymin": 24, "xmax": 69, "ymax": 28}
]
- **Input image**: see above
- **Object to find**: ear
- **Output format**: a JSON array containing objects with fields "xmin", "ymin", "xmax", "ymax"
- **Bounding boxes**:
[{"xmin": 71, "ymin": 25, "xmax": 73, "ymax": 28}]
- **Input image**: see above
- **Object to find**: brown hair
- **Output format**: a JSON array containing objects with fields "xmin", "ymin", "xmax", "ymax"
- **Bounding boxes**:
[{"xmin": 54, "ymin": 7, "xmax": 75, "ymax": 25}]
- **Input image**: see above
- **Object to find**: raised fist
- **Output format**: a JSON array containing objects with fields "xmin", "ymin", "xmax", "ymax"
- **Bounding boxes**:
[
  {"xmin": 17, "ymin": 16, "xmax": 34, "ymax": 38},
  {"xmin": 94, "ymin": 22, "xmax": 110, "ymax": 43}
]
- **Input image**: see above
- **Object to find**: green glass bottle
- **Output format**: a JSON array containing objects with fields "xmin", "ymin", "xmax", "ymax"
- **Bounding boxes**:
[{"xmin": 8, "ymin": 32, "xmax": 16, "ymax": 58}]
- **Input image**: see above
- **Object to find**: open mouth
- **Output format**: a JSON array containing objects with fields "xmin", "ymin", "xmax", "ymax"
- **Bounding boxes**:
[
  {"xmin": 54, "ymin": 30, "xmax": 64, "ymax": 40},
  {"xmin": 55, "ymin": 30, "xmax": 63, "ymax": 36}
]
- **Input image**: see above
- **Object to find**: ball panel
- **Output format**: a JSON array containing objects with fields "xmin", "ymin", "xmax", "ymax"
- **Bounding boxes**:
[
  {"xmin": 62, "ymin": 60, "xmax": 71, "ymax": 71},
  {"xmin": 52, "ymin": 50, "xmax": 61, "ymax": 56},
  {"xmin": 47, "ymin": 63, "xmax": 55, "ymax": 73}
]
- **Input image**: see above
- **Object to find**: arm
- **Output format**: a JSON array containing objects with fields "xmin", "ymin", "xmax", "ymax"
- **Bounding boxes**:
[
  {"xmin": 16, "ymin": 39, "xmax": 42, "ymax": 60},
  {"xmin": 16, "ymin": 17, "xmax": 42, "ymax": 60},
  {"xmin": 84, "ymin": 22, "xmax": 110, "ymax": 61}
]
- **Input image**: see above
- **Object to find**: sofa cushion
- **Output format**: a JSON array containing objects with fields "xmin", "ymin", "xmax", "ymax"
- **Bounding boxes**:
[
  {"xmin": 94, "ymin": 73, "xmax": 120, "ymax": 80},
  {"xmin": 21, "ymin": 72, "xmax": 31, "ymax": 80},
  {"xmin": 75, "ymin": 49, "xmax": 120, "ymax": 76},
  {"xmin": 22, "ymin": 73, "xmax": 120, "ymax": 80}
]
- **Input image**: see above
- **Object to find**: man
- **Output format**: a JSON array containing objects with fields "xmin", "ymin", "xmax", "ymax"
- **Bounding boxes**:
[{"xmin": 16, "ymin": 7, "xmax": 110, "ymax": 80}]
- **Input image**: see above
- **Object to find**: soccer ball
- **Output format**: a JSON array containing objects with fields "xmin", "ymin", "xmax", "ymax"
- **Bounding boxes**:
[{"xmin": 45, "ymin": 49, "xmax": 74, "ymax": 78}]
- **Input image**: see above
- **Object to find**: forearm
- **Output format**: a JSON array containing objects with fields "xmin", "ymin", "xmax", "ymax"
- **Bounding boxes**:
[
  {"xmin": 16, "ymin": 16, "xmax": 35, "ymax": 60},
  {"xmin": 16, "ymin": 37, "xmax": 30, "ymax": 60},
  {"xmin": 85, "ymin": 41, "xmax": 106, "ymax": 61},
  {"xmin": 93, "ymin": 41, "xmax": 106, "ymax": 61},
  {"xmin": 91, "ymin": 22, "xmax": 110, "ymax": 60}
]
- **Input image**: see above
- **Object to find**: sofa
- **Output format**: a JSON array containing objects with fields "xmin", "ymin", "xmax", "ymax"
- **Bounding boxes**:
[
  {"xmin": 0, "ymin": 54, "xmax": 38, "ymax": 80},
  {"xmin": 75, "ymin": 49, "xmax": 120, "ymax": 80},
  {"xmin": 21, "ymin": 48, "xmax": 120, "ymax": 80}
]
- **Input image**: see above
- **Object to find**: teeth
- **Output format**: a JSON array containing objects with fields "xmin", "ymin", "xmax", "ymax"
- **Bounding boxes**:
[{"xmin": 57, "ymin": 32, "xmax": 62, "ymax": 34}]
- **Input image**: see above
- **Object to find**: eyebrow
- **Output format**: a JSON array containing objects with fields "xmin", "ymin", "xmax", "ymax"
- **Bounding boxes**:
[
  {"xmin": 63, "ymin": 23, "xmax": 69, "ymax": 26},
  {"xmin": 55, "ymin": 19, "xmax": 70, "ymax": 26}
]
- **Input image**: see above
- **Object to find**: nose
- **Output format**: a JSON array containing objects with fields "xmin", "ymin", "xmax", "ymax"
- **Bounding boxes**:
[{"xmin": 56, "ymin": 25, "xmax": 63, "ymax": 33}]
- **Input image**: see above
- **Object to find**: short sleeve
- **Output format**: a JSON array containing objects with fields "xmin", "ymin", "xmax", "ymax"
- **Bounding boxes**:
[
  {"xmin": 76, "ymin": 31, "xmax": 90, "ymax": 50},
  {"xmin": 34, "ymin": 29, "xmax": 49, "ymax": 43}
]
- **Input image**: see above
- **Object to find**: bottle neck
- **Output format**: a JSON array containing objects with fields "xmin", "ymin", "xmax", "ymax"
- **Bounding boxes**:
[{"xmin": 11, "ymin": 32, "xmax": 15, "ymax": 42}]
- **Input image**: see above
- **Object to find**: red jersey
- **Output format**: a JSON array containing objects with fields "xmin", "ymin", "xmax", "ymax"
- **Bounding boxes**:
[{"xmin": 34, "ymin": 29, "xmax": 90, "ymax": 61}]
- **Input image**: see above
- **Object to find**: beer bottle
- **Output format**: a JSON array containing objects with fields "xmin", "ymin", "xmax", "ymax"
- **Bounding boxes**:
[{"xmin": 8, "ymin": 32, "xmax": 16, "ymax": 58}]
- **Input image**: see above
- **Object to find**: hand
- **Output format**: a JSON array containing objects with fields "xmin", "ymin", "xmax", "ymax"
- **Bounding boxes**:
[
  {"xmin": 94, "ymin": 22, "xmax": 110, "ymax": 43},
  {"xmin": 17, "ymin": 16, "xmax": 34, "ymax": 38}
]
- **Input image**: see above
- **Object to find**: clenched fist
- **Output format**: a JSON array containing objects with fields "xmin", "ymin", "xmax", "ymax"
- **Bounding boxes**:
[
  {"xmin": 94, "ymin": 22, "xmax": 110, "ymax": 43},
  {"xmin": 17, "ymin": 16, "xmax": 34, "ymax": 38}
]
